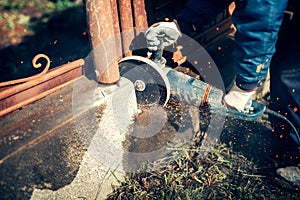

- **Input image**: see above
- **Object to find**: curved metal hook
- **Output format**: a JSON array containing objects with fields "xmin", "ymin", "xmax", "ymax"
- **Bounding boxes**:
[{"xmin": 0, "ymin": 54, "xmax": 50, "ymax": 87}]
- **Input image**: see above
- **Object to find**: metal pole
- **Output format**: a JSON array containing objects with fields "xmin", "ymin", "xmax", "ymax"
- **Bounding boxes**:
[
  {"xmin": 132, "ymin": 0, "xmax": 148, "ymax": 33},
  {"xmin": 85, "ymin": 0, "xmax": 120, "ymax": 84},
  {"xmin": 119, "ymin": 0, "xmax": 134, "ymax": 56},
  {"xmin": 85, "ymin": 0, "xmax": 148, "ymax": 84}
]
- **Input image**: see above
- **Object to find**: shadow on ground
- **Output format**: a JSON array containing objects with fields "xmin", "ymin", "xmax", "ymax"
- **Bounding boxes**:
[{"xmin": 0, "ymin": 84, "xmax": 88, "ymax": 200}]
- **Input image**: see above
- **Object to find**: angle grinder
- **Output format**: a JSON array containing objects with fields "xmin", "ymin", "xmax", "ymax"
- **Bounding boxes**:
[
  {"xmin": 118, "ymin": 38, "xmax": 267, "ymax": 121},
  {"xmin": 118, "ymin": 36, "xmax": 300, "ymax": 147}
]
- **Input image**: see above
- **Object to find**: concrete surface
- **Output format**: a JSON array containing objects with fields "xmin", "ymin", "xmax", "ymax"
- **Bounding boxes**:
[
  {"xmin": 31, "ymin": 76, "xmax": 137, "ymax": 200},
  {"xmin": 0, "ymin": 76, "xmax": 137, "ymax": 200}
]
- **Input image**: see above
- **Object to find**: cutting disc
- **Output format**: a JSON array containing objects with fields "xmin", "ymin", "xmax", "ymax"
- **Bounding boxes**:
[{"xmin": 119, "ymin": 55, "xmax": 170, "ymax": 107}]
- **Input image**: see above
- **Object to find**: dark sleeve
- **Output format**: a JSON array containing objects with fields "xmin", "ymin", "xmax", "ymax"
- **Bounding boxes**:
[{"xmin": 175, "ymin": 0, "xmax": 232, "ymax": 31}]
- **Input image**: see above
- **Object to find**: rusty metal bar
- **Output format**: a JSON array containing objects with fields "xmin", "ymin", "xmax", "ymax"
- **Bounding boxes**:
[
  {"xmin": 132, "ymin": 0, "xmax": 148, "ymax": 34},
  {"xmin": 0, "ymin": 59, "xmax": 84, "ymax": 117},
  {"xmin": 0, "ymin": 59, "xmax": 84, "ymax": 100},
  {"xmin": 111, "ymin": 0, "xmax": 123, "ymax": 57},
  {"xmin": 85, "ymin": 0, "xmax": 120, "ymax": 84},
  {"xmin": 118, "ymin": 0, "xmax": 134, "ymax": 56},
  {"xmin": 85, "ymin": 0, "xmax": 150, "ymax": 84},
  {"xmin": 0, "ymin": 80, "xmax": 76, "ymax": 118}
]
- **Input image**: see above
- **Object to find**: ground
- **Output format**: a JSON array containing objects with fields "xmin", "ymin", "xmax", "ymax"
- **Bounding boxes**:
[{"xmin": 0, "ymin": 0, "xmax": 299, "ymax": 199}]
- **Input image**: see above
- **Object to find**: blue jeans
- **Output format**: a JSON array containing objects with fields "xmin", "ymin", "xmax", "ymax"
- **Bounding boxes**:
[{"xmin": 233, "ymin": 0, "xmax": 288, "ymax": 90}]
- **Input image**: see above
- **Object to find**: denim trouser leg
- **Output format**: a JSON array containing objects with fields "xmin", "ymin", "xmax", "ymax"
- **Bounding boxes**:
[{"xmin": 233, "ymin": 0, "xmax": 288, "ymax": 90}]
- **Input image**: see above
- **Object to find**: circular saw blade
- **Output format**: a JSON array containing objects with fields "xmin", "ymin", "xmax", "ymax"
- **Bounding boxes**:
[{"xmin": 119, "ymin": 56, "xmax": 170, "ymax": 107}]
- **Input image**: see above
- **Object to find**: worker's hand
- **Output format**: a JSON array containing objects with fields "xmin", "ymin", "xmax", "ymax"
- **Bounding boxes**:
[
  {"xmin": 144, "ymin": 21, "xmax": 181, "ymax": 51},
  {"xmin": 224, "ymin": 84, "xmax": 256, "ymax": 113}
]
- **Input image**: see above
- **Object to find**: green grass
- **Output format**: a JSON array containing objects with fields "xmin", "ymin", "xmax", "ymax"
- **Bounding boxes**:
[
  {"xmin": 106, "ymin": 142, "xmax": 269, "ymax": 199},
  {"xmin": 106, "ymin": 137, "xmax": 300, "ymax": 200},
  {"xmin": 0, "ymin": 0, "xmax": 82, "ymax": 33}
]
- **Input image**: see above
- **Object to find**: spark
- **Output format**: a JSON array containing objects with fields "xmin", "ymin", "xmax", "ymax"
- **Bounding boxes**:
[
  {"xmin": 279, "ymin": 134, "xmax": 283, "ymax": 139},
  {"xmin": 293, "ymin": 107, "xmax": 298, "ymax": 112}
]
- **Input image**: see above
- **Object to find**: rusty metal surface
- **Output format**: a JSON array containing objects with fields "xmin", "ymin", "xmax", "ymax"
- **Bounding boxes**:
[
  {"xmin": 86, "ymin": 0, "xmax": 120, "ymax": 84},
  {"xmin": 84, "ymin": 0, "xmax": 147, "ymax": 83},
  {"xmin": 119, "ymin": 0, "xmax": 134, "ymax": 56},
  {"xmin": 133, "ymin": 0, "xmax": 148, "ymax": 31},
  {"xmin": 0, "ymin": 59, "xmax": 84, "ymax": 117},
  {"xmin": 0, "ymin": 59, "xmax": 83, "ymax": 99},
  {"xmin": 111, "ymin": 0, "xmax": 123, "ymax": 57}
]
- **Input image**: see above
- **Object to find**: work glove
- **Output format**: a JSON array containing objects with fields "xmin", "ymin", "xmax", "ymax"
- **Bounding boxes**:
[
  {"xmin": 144, "ymin": 21, "xmax": 181, "ymax": 51},
  {"xmin": 223, "ymin": 83, "xmax": 256, "ymax": 113}
]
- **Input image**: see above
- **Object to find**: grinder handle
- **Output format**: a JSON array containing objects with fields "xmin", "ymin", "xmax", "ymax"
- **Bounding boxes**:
[{"xmin": 152, "ymin": 35, "xmax": 166, "ymax": 66}]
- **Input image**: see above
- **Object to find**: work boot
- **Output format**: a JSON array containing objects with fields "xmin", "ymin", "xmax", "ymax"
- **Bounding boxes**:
[{"xmin": 224, "ymin": 83, "xmax": 256, "ymax": 113}]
